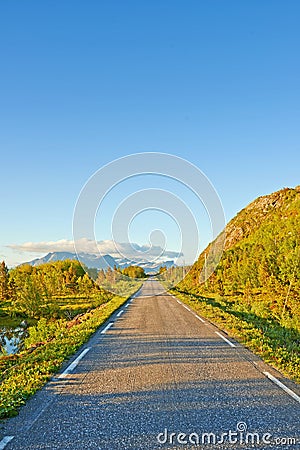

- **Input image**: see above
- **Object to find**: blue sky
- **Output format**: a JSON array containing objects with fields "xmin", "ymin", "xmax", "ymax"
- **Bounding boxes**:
[{"xmin": 1, "ymin": 1, "xmax": 299, "ymax": 266}]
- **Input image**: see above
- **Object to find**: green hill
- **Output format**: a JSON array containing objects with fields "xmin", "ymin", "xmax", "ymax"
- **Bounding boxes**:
[
  {"xmin": 186, "ymin": 186, "xmax": 300, "ymax": 308},
  {"xmin": 173, "ymin": 186, "xmax": 300, "ymax": 381}
]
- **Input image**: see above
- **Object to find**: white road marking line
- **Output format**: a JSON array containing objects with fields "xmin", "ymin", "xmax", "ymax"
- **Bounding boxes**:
[
  {"xmin": 125, "ymin": 303, "xmax": 130, "ymax": 307},
  {"xmin": 101, "ymin": 322, "xmax": 114, "ymax": 334},
  {"xmin": 173, "ymin": 296, "xmax": 206, "ymax": 323},
  {"xmin": 58, "ymin": 348, "xmax": 90, "ymax": 379},
  {"xmin": 215, "ymin": 331, "xmax": 236, "ymax": 348},
  {"xmin": 0, "ymin": 437, "xmax": 14, "ymax": 449},
  {"xmin": 194, "ymin": 314, "xmax": 206, "ymax": 323},
  {"xmin": 172, "ymin": 295, "xmax": 208, "ymax": 326},
  {"xmin": 116, "ymin": 310, "xmax": 124, "ymax": 317},
  {"xmin": 263, "ymin": 371, "xmax": 300, "ymax": 404}
]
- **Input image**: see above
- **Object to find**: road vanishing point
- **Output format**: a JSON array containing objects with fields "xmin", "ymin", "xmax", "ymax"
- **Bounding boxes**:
[{"xmin": 1, "ymin": 280, "xmax": 299, "ymax": 449}]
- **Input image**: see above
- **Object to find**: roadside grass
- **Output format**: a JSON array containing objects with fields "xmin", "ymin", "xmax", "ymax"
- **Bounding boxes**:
[
  {"xmin": 0, "ymin": 287, "xmax": 141, "ymax": 419},
  {"xmin": 171, "ymin": 288, "xmax": 300, "ymax": 383},
  {"xmin": 0, "ymin": 301, "xmax": 28, "ymax": 329},
  {"xmin": 0, "ymin": 294, "xmax": 113, "ymax": 328}
]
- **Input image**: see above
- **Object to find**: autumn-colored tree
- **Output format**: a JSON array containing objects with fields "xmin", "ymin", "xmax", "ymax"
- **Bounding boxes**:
[
  {"xmin": 122, "ymin": 265, "xmax": 146, "ymax": 279},
  {"xmin": 97, "ymin": 269, "xmax": 106, "ymax": 285},
  {"xmin": 78, "ymin": 273, "xmax": 95, "ymax": 296}
]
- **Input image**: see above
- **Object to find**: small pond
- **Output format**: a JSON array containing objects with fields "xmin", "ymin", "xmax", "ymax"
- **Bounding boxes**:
[{"xmin": 0, "ymin": 323, "xmax": 28, "ymax": 355}]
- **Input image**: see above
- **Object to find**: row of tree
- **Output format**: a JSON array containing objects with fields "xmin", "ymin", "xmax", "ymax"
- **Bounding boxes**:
[
  {"xmin": 0, "ymin": 260, "xmax": 146, "ymax": 319},
  {"xmin": 97, "ymin": 264, "xmax": 146, "ymax": 284},
  {"xmin": 0, "ymin": 260, "xmax": 100, "ymax": 318}
]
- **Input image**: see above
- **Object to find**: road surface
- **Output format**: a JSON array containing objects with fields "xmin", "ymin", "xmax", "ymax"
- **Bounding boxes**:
[{"xmin": 1, "ymin": 280, "xmax": 299, "ymax": 449}]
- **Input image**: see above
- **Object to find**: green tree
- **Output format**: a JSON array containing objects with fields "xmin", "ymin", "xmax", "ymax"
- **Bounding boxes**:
[
  {"xmin": 64, "ymin": 265, "xmax": 78, "ymax": 293},
  {"xmin": 14, "ymin": 275, "xmax": 44, "ymax": 318},
  {"xmin": 0, "ymin": 261, "xmax": 10, "ymax": 301}
]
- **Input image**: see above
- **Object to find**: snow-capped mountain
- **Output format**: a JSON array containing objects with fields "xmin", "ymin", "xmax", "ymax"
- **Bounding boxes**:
[{"xmin": 24, "ymin": 251, "xmax": 175, "ymax": 272}]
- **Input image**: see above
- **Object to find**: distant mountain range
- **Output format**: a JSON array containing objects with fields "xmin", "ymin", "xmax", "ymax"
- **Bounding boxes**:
[{"xmin": 24, "ymin": 251, "xmax": 175, "ymax": 273}]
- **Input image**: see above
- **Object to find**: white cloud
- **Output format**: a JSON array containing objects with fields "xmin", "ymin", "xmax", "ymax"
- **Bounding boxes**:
[
  {"xmin": 8, "ymin": 239, "xmax": 78, "ymax": 254},
  {"xmin": 7, "ymin": 238, "xmax": 183, "ymax": 263}
]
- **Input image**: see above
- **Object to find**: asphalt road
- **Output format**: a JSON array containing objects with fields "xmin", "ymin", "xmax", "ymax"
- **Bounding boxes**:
[{"xmin": 1, "ymin": 280, "xmax": 299, "ymax": 449}]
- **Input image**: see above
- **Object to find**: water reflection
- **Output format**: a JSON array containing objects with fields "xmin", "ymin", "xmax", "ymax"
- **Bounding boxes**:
[{"xmin": 0, "ymin": 324, "xmax": 28, "ymax": 355}]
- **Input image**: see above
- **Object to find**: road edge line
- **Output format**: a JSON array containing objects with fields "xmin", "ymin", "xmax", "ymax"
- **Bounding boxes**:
[
  {"xmin": 101, "ymin": 322, "xmax": 114, "ymax": 334},
  {"xmin": 182, "ymin": 304, "xmax": 190, "ymax": 311},
  {"xmin": 58, "ymin": 347, "xmax": 91, "ymax": 379},
  {"xmin": 215, "ymin": 331, "xmax": 236, "ymax": 348},
  {"xmin": 263, "ymin": 371, "xmax": 300, "ymax": 404},
  {"xmin": 194, "ymin": 314, "xmax": 206, "ymax": 323},
  {"xmin": 171, "ymin": 295, "xmax": 206, "ymax": 323},
  {"xmin": 0, "ymin": 436, "xmax": 14, "ymax": 450}
]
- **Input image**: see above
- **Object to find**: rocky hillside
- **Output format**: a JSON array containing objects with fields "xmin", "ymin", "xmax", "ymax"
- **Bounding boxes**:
[
  {"xmin": 224, "ymin": 185, "xmax": 300, "ymax": 250},
  {"xmin": 182, "ymin": 186, "xmax": 300, "ymax": 311}
]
